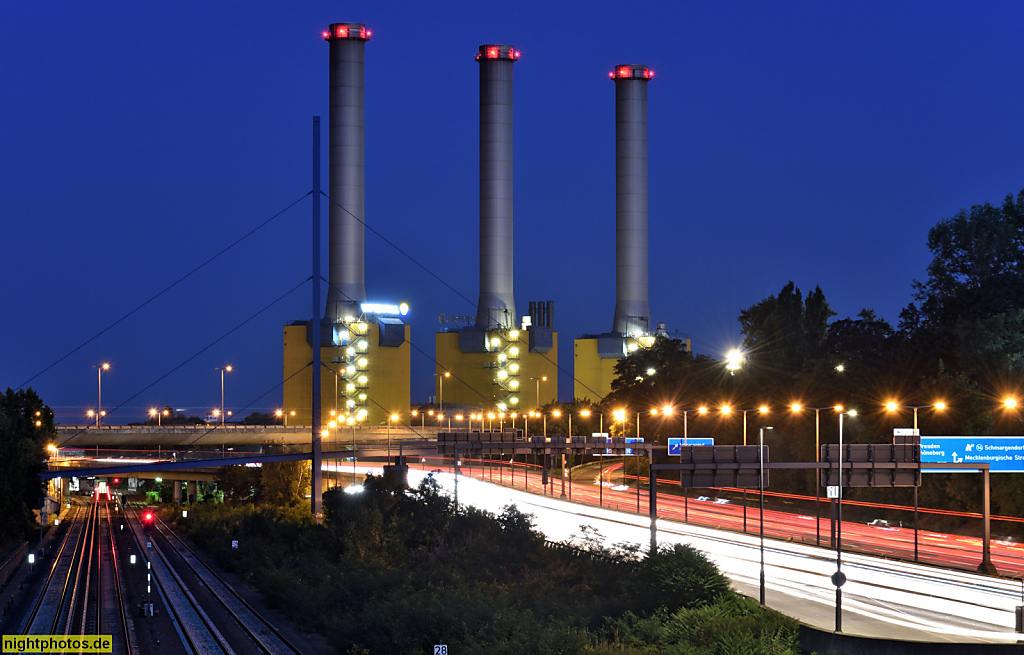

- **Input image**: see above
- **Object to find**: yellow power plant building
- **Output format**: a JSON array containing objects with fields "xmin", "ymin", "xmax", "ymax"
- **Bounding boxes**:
[
  {"xmin": 283, "ymin": 309, "xmax": 410, "ymax": 427},
  {"xmin": 436, "ymin": 326, "xmax": 558, "ymax": 412},
  {"xmin": 574, "ymin": 331, "xmax": 690, "ymax": 403}
]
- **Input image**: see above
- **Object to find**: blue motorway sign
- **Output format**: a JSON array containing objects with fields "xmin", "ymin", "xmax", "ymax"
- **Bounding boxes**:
[
  {"xmin": 667, "ymin": 437, "xmax": 715, "ymax": 456},
  {"xmin": 592, "ymin": 437, "xmax": 644, "ymax": 455},
  {"xmin": 921, "ymin": 437, "xmax": 1024, "ymax": 473}
]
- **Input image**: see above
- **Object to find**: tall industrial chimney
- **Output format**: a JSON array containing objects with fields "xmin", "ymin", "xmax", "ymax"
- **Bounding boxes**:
[
  {"xmin": 476, "ymin": 45, "xmax": 519, "ymax": 329},
  {"xmin": 611, "ymin": 64, "xmax": 652, "ymax": 336},
  {"xmin": 324, "ymin": 23, "xmax": 370, "ymax": 322}
]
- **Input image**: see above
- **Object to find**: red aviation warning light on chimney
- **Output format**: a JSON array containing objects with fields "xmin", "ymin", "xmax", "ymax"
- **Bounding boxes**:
[
  {"xmin": 610, "ymin": 65, "xmax": 654, "ymax": 80},
  {"xmin": 323, "ymin": 23, "xmax": 371, "ymax": 41},
  {"xmin": 475, "ymin": 46, "xmax": 520, "ymax": 61}
]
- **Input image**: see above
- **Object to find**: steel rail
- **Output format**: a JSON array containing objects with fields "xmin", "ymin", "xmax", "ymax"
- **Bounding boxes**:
[
  {"xmin": 124, "ymin": 502, "xmax": 233, "ymax": 654},
  {"xmin": 106, "ymin": 499, "xmax": 134, "ymax": 654},
  {"xmin": 153, "ymin": 513, "xmax": 303, "ymax": 654},
  {"xmin": 20, "ymin": 502, "xmax": 86, "ymax": 634},
  {"xmin": 55, "ymin": 500, "xmax": 95, "ymax": 635}
]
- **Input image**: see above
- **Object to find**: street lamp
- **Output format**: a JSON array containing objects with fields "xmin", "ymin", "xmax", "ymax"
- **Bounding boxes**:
[
  {"xmin": 885, "ymin": 400, "xmax": 946, "ymax": 561},
  {"xmin": 738, "ymin": 406, "xmax": 770, "ymax": 446},
  {"xmin": 759, "ymin": 425, "xmax": 773, "ymax": 605},
  {"xmin": 675, "ymin": 406, "xmax": 708, "ymax": 442},
  {"xmin": 673, "ymin": 406, "xmax": 708, "ymax": 521},
  {"xmin": 387, "ymin": 413, "xmax": 399, "ymax": 460},
  {"xmin": 92, "ymin": 363, "xmax": 110, "ymax": 427},
  {"xmin": 885, "ymin": 400, "xmax": 946, "ymax": 433},
  {"xmin": 725, "ymin": 349, "xmax": 743, "ymax": 373},
  {"xmin": 436, "ymin": 371, "xmax": 451, "ymax": 412},
  {"xmin": 530, "ymin": 376, "xmax": 547, "ymax": 410},
  {"xmin": 791, "ymin": 403, "xmax": 844, "ymax": 546},
  {"xmin": 149, "ymin": 408, "xmax": 169, "ymax": 426},
  {"xmin": 833, "ymin": 408, "xmax": 857, "ymax": 632},
  {"xmin": 274, "ymin": 409, "xmax": 295, "ymax": 426},
  {"xmin": 734, "ymin": 406, "xmax": 768, "ymax": 530},
  {"xmin": 557, "ymin": 408, "xmax": 592, "ymax": 499},
  {"xmin": 215, "ymin": 365, "xmax": 232, "ymax": 426}
]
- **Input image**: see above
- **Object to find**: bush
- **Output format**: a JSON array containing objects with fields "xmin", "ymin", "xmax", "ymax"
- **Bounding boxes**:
[
  {"xmin": 638, "ymin": 543, "xmax": 732, "ymax": 612},
  {"xmin": 175, "ymin": 474, "xmax": 803, "ymax": 653}
]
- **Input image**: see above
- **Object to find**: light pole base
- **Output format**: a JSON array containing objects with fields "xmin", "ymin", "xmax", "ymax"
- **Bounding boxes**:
[{"xmin": 978, "ymin": 560, "xmax": 999, "ymax": 575}]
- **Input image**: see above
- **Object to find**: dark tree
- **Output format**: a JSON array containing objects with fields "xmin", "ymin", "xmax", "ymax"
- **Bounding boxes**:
[
  {"xmin": 902, "ymin": 188, "xmax": 1024, "ymax": 377},
  {"xmin": 739, "ymin": 282, "xmax": 835, "ymax": 374},
  {"xmin": 0, "ymin": 388, "xmax": 53, "ymax": 543}
]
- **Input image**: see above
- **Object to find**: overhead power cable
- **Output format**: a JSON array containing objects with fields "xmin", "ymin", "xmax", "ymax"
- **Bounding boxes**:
[
  {"xmin": 321, "ymin": 191, "xmax": 476, "ymax": 309},
  {"xmin": 319, "ymin": 198, "xmax": 606, "ymax": 401},
  {"xmin": 182, "ymin": 362, "xmax": 313, "ymax": 448},
  {"xmin": 56, "ymin": 277, "xmax": 309, "ymax": 447},
  {"xmin": 19, "ymin": 191, "xmax": 312, "ymax": 391}
]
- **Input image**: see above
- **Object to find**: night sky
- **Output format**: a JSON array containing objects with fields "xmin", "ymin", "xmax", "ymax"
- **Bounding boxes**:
[{"xmin": 4, "ymin": 2, "xmax": 1023, "ymax": 424}]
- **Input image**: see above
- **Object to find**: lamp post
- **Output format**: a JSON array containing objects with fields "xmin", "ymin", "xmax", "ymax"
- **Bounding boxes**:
[
  {"xmin": 387, "ymin": 413, "xmax": 399, "ymax": 461},
  {"xmin": 791, "ymin": 404, "xmax": 844, "ymax": 546},
  {"xmin": 736, "ymin": 406, "xmax": 768, "ymax": 532},
  {"xmin": 530, "ymin": 376, "xmax": 547, "ymax": 410},
  {"xmin": 149, "ymin": 408, "xmax": 169, "ymax": 427},
  {"xmin": 738, "ymin": 406, "xmax": 769, "ymax": 446},
  {"xmin": 565, "ymin": 408, "xmax": 591, "ymax": 500},
  {"xmin": 274, "ymin": 409, "xmax": 295, "ymax": 426},
  {"xmin": 93, "ymin": 363, "xmax": 110, "ymax": 427},
  {"xmin": 885, "ymin": 400, "xmax": 945, "ymax": 562},
  {"xmin": 675, "ymin": 406, "xmax": 708, "ymax": 521},
  {"xmin": 759, "ymin": 425, "xmax": 773, "ymax": 605},
  {"xmin": 437, "ymin": 371, "xmax": 450, "ymax": 412},
  {"xmin": 322, "ymin": 426, "xmax": 332, "ymax": 489},
  {"xmin": 649, "ymin": 405, "xmax": 674, "ymax": 445},
  {"xmin": 833, "ymin": 408, "xmax": 857, "ymax": 632},
  {"xmin": 215, "ymin": 365, "xmax": 232, "ymax": 426}
]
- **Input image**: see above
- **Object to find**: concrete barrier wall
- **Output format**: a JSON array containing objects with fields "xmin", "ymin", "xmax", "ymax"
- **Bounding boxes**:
[
  {"xmin": 0, "ymin": 542, "xmax": 28, "ymax": 588},
  {"xmin": 54, "ymin": 425, "xmax": 439, "ymax": 447},
  {"xmin": 799, "ymin": 624, "xmax": 1022, "ymax": 654}
]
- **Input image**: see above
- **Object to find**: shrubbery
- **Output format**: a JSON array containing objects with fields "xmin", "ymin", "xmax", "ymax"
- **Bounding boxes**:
[{"xmin": 177, "ymin": 474, "xmax": 802, "ymax": 653}]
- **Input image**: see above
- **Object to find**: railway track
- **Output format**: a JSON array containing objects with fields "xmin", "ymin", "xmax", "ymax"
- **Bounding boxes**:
[
  {"xmin": 20, "ymin": 498, "xmax": 134, "ymax": 653},
  {"xmin": 125, "ymin": 503, "xmax": 301, "ymax": 654}
]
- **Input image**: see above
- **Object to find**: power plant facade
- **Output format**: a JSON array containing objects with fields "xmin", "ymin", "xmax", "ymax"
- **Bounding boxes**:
[
  {"xmin": 436, "ymin": 45, "xmax": 559, "ymax": 412},
  {"xmin": 283, "ymin": 23, "xmax": 410, "ymax": 426},
  {"xmin": 575, "ymin": 65, "xmax": 687, "ymax": 402},
  {"xmin": 279, "ymin": 26, "xmax": 692, "ymax": 421}
]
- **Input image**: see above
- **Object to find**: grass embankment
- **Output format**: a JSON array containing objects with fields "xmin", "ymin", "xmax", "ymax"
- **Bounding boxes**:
[{"xmin": 173, "ymin": 475, "xmax": 804, "ymax": 654}]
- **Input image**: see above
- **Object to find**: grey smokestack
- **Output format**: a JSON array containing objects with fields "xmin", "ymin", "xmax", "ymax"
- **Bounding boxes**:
[
  {"xmin": 324, "ymin": 23, "xmax": 370, "ymax": 322},
  {"xmin": 476, "ymin": 45, "xmax": 519, "ymax": 329},
  {"xmin": 611, "ymin": 64, "xmax": 652, "ymax": 336}
]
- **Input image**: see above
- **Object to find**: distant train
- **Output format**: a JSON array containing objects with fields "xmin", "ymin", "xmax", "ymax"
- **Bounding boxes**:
[{"xmin": 94, "ymin": 480, "xmax": 111, "ymax": 502}]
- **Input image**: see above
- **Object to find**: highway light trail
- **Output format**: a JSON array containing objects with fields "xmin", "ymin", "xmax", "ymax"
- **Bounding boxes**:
[{"xmin": 341, "ymin": 463, "xmax": 1023, "ymax": 643}]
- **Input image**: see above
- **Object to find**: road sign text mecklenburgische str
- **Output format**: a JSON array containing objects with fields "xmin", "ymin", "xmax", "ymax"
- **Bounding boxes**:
[{"xmin": 921, "ymin": 437, "xmax": 1024, "ymax": 473}]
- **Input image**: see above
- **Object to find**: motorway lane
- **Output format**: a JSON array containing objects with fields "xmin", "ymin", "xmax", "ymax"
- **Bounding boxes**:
[
  {"xmin": 424, "ymin": 457, "xmax": 1024, "ymax": 576},
  {"xmin": 350, "ymin": 463, "xmax": 1023, "ymax": 643}
]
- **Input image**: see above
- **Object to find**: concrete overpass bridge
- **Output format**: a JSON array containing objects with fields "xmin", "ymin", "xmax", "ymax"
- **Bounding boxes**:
[{"xmin": 54, "ymin": 424, "xmax": 438, "ymax": 448}]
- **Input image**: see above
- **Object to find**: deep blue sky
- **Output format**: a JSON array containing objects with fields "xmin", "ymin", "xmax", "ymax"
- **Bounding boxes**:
[{"xmin": 3, "ymin": 2, "xmax": 1022, "ymax": 424}]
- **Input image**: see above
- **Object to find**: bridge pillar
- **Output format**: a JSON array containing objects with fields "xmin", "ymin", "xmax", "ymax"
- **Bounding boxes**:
[
  {"xmin": 187, "ymin": 480, "xmax": 198, "ymax": 504},
  {"xmin": 59, "ymin": 477, "xmax": 69, "ymax": 508},
  {"xmin": 173, "ymin": 480, "xmax": 183, "ymax": 505}
]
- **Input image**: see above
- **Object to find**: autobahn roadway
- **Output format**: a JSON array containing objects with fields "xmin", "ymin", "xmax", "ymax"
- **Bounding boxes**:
[
  {"xmin": 423, "ymin": 456, "xmax": 1024, "ymax": 578},
  {"xmin": 58, "ymin": 446, "xmax": 1024, "ymax": 575},
  {"xmin": 338, "ymin": 461, "xmax": 1024, "ymax": 644}
]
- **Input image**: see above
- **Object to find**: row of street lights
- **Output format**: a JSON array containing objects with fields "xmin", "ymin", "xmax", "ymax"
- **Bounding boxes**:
[{"xmin": 87, "ymin": 363, "xmax": 235, "ymax": 426}]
